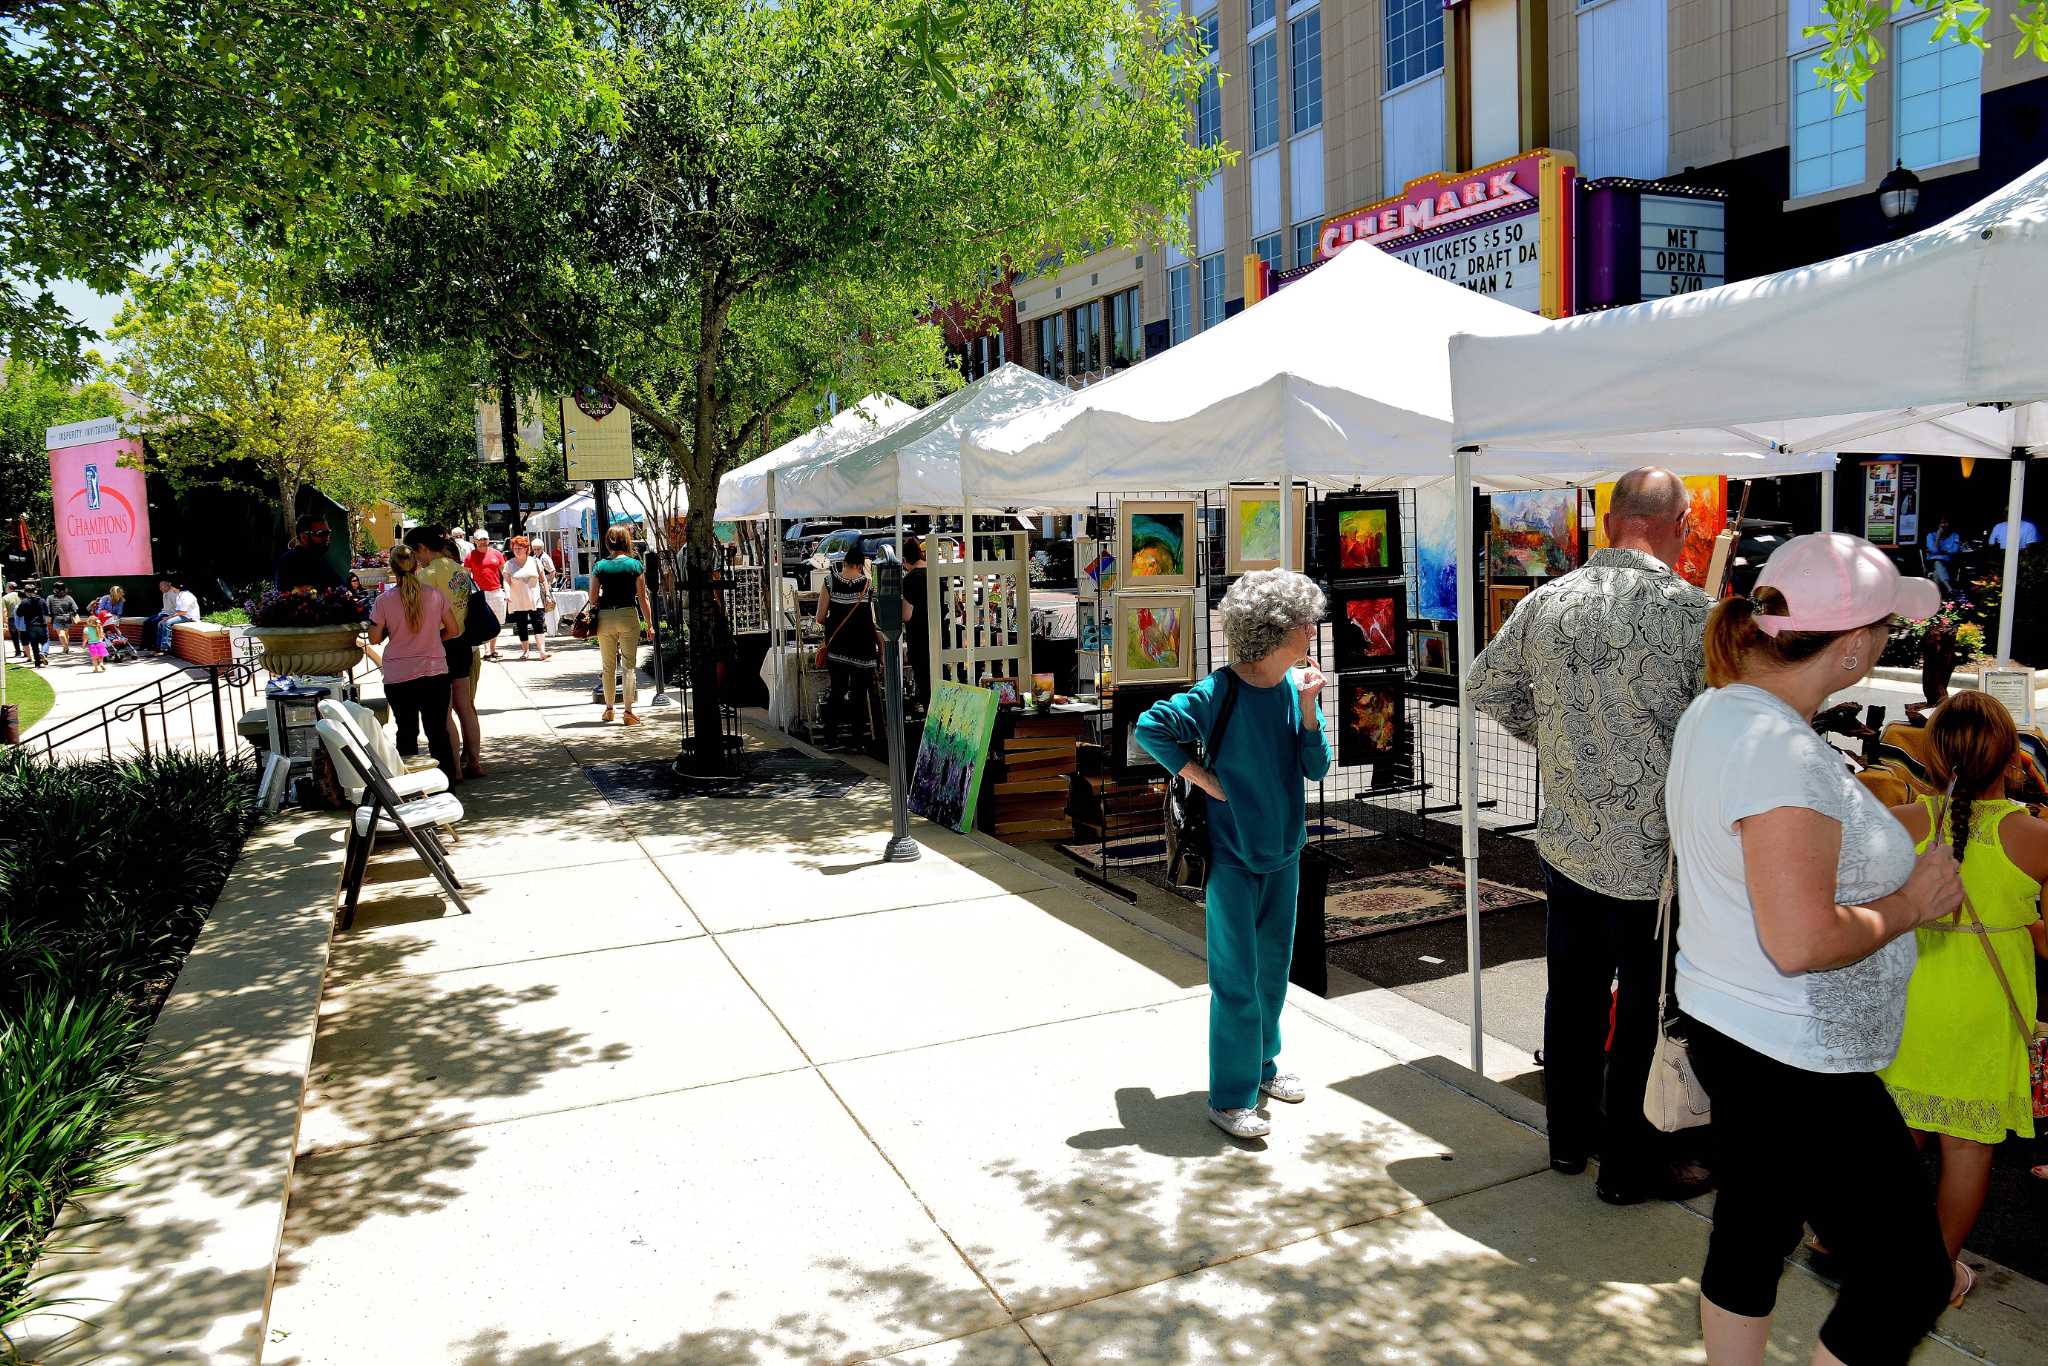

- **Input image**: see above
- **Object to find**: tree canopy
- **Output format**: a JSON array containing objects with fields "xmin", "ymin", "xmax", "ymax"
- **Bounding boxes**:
[{"xmin": 1810, "ymin": 0, "xmax": 2048, "ymax": 102}]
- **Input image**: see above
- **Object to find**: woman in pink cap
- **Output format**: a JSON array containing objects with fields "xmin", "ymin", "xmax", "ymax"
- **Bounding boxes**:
[{"xmin": 1665, "ymin": 533, "xmax": 1964, "ymax": 1365}]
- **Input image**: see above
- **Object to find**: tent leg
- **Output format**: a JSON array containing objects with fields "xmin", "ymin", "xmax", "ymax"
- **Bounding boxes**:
[
  {"xmin": 1998, "ymin": 454, "xmax": 2026, "ymax": 664},
  {"xmin": 1278, "ymin": 478, "xmax": 1292, "ymax": 573},
  {"xmin": 1819, "ymin": 467, "xmax": 1835, "ymax": 534},
  {"xmin": 1452, "ymin": 449, "xmax": 1484, "ymax": 1076}
]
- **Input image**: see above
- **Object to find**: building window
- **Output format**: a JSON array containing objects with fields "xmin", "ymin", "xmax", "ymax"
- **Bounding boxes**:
[
  {"xmin": 1248, "ymin": 33, "xmax": 1280, "ymax": 152},
  {"xmin": 1290, "ymin": 8, "xmax": 1323, "ymax": 134},
  {"xmin": 1894, "ymin": 14, "xmax": 1980, "ymax": 169},
  {"xmin": 1384, "ymin": 0, "xmax": 1443, "ymax": 91},
  {"xmin": 1069, "ymin": 299, "xmax": 1102, "ymax": 374},
  {"xmin": 1196, "ymin": 11, "xmax": 1223, "ymax": 146},
  {"xmin": 1791, "ymin": 50, "xmax": 1866, "ymax": 197},
  {"xmin": 1250, "ymin": 0, "xmax": 1275, "ymax": 30},
  {"xmin": 1109, "ymin": 286, "xmax": 1143, "ymax": 367},
  {"xmin": 1169, "ymin": 265, "xmax": 1193, "ymax": 344},
  {"xmin": 1199, "ymin": 253, "xmax": 1226, "ymax": 329},
  {"xmin": 1036, "ymin": 314, "xmax": 1066, "ymax": 380},
  {"xmin": 1254, "ymin": 232, "xmax": 1284, "ymax": 273},
  {"xmin": 1293, "ymin": 219, "xmax": 1320, "ymax": 267}
]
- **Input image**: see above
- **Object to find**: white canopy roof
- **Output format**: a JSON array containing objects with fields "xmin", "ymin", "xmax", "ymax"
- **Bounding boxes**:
[
  {"xmin": 716, "ymin": 394, "xmax": 918, "ymax": 520},
  {"xmin": 770, "ymin": 364, "xmax": 1073, "ymax": 516},
  {"xmin": 523, "ymin": 481, "xmax": 669, "ymax": 536},
  {"xmin": 524, "ymin": 492, "xmax": 589, "ymax": 534},
  {"xmin": 1450, "ymin": 155, "xmax": 2048, "ymax": 459}
]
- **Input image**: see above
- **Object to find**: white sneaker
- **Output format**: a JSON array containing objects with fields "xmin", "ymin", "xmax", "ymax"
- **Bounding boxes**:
[
  {"xmin": 1261, "ymin": 1072, "xmax": 1306, "ymax": 1104},
  {"xmin": 1207, "ymin": 1106, "xmax": 1271, "ymax": 1139}
]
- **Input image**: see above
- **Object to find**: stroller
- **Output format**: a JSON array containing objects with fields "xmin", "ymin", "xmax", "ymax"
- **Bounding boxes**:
[{"xmin": 97, "ymin": 611, "xmax": 140, "ymax": 663}]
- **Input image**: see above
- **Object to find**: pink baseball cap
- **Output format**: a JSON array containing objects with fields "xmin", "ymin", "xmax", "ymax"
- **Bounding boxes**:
[{"xmin": 1753, "ymin": 533, "xmax": 1940, "ymax": 637}]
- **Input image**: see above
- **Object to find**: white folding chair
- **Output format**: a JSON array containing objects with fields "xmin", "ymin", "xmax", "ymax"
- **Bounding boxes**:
[
  {"xmin": 314, "ymin": 699, "xmax": 449, "ymax": 807},
  {"xmin": 316, "ymin": 717, "xmax": 471, "ymax": 929}
]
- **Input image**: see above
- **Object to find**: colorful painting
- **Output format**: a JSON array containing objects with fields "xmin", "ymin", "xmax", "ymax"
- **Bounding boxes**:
[
  {"xmin": 1338, "ymin": 674, "xmax": 1409, "ymax": 777},
  {"xmin": 1414, "ymin": 628, "xmax": 1451, "ymax": 676},
  {"xmin": 1076, "ymin": 598, "xmax": 1112, "ymax": 655},
  {"xmin": 988, "ymin": 677, "xmax": 1022, "ymax": 707},
  {"xmin": 1415, "ymin": 481, "xmax": 1460, "ymax": 621},
  {"xmin": 1331, "ymin": 583, "xmax": 1407, "ymax": 673},
  {"xmin": 1317, "ymin": 494, "xmax": 1404, "ymax": 577},
  {"xmin": 1078, "ymin": 538, "xmax": 1117, "ymax": 596},
  {"xmin": 908, "ymin": 681, "xmax": 1001, "ymax": 833},
  {"xmin": 1225, "ymin": 485, "xmax": 1308, "ymax": 574},
  {"xmin": 1118, "ymin": 591, "xmax": 1196, "ymax": 683},
  {"xmin": 1591, "ymin": 475, "xmax": 1727, "ymax": 588},
  {"xmin": 1111, "ymin": 683, "xmax": 1178, "ymax": 774},
  {"xmin": 1117, "ymin": 499, "xmax": 1197, "ymax": 588},
  {"xmin": 1487, "ymin": 490, "xmax": 1581, "ymax": 579}
]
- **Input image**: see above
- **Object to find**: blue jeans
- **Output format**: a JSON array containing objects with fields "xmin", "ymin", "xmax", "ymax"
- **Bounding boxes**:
[
  {"xmin": 145, "ymin": 612, "xmax": 185, "ymax": 651},
  {"xmin": 1204, "ymin": 860, "xmax": 1300, "ymax": 1110}
]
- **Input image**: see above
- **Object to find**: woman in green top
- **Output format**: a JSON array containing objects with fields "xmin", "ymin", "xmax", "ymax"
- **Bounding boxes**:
[
  {"xmin": 1134, "ymin": 569, "xmax": 1331, "ymax": 1141},
  {"xmin": 591, "ymin": 524, "xmax": 653, "ymax": 725}
]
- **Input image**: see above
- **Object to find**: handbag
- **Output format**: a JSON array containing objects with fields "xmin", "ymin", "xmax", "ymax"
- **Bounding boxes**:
[
  {"xmin": 1163, "ymin": 669, "xmax": 1241, "ymax": 895},
  {"xmin": 1644, "ymin": 850, "xmax": 1713, "ymax": 1132},
  {"xmin": 570, "ymin": 603, "xmax": 596, "ymax": 640}
]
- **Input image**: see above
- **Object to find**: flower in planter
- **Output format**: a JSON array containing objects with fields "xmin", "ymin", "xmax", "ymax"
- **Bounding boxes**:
[{"xmin": 249, "ymin": 586, "xmax": 370, "ymax": 628}]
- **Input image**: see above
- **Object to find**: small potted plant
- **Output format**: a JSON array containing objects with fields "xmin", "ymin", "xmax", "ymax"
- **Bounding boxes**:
[{"xmin": 245, "ymin": 586, "xmax": 369, "ymax": 675}]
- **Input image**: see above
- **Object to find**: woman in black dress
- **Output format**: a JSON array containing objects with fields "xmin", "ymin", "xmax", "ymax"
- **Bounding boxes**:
[{"xmin": 814, "ymin": 542, "xmax": 881, "ymax": 750}]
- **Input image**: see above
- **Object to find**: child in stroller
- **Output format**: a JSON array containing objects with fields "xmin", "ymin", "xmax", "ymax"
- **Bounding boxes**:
[{"xmin": 95, "ymin": 610, "xmax": 139, "ymax": 664}]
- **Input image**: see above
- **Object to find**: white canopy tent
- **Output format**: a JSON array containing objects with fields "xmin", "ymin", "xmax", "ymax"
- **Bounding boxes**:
[
  {"xmin": 715, "ymin": 394, "xmax": 919, "ymax": 521},
  {"xmin": 1452, "ymin": 154, "xmax": 2048, "ymax": 662},
  {"xmin": 964, "ymin": 234, "xmax": 1832, "ymax": 1072}
]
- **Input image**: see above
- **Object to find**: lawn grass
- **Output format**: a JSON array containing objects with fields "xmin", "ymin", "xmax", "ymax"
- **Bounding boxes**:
[{"xmin": 1, "ymin": 664, "xmax": 53, "ymax": 733}]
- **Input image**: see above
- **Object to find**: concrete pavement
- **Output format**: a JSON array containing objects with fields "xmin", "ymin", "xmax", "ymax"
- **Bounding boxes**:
[{"xmin": 253, "ymin": 645, "xmax": 2005, "ymax": 1363}]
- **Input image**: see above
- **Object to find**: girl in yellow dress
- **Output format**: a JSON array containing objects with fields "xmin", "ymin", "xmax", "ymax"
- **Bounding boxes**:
[{"xmin": 1881, "ymin": 690, "xmax": 2048, "ymax": 1305}]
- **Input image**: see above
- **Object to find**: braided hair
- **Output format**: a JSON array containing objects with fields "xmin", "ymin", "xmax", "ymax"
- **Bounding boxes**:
[{"xmin": 1925, "ymin": 690, "xmax": 2020, "ymax": 868}]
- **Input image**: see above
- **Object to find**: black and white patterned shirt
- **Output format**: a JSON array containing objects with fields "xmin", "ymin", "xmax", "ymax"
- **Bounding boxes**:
[{"xmin": 1466, "ymin": 547, "xmax": 1709, "ymax": 901}]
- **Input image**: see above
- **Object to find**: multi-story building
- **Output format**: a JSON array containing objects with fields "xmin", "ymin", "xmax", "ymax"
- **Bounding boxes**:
[{"xmin": 1015, "ymin": 0, "xmax": 2048, "ymax": 380}]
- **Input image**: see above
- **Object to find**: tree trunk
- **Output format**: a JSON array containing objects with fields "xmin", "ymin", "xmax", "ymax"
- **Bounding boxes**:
[
  {"xmin": 278, "ymin": 470, "xmax": 300, "ymax": 528},
  {"xmin": 678, "ymin": 451, "xmax": 732, "ymax": 774}
]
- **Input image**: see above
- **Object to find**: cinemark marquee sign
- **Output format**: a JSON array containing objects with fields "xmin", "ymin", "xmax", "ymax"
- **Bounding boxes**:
[{"xmin": 1316, "ymin": 149, "xmax": 1577, "ymax": 318}]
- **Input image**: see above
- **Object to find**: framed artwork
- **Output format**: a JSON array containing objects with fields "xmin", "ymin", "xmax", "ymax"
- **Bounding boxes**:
[
  {"xmin": 1488, "ymin": 582, "xmax": 1530, "ymax": 637},
  {"xmin": 1076, "ymin": 598, "xmax": 1112, "ymax": 654},
  {"xmin": 1117, "ymin": 590, "xmax": 1197, "ymax": 684},
  {"xmin": 987, "ymin": 676, "xmax": 1022, "ymax": 707},
  {"xmin": 1031, "ymin": 671, "xmax": 1056, "ymax": 699},
  {"xmin": 1117, "ymin": 499, "xmax": 1197, "ymax": 589},
  {"xmin": 1337, "ymin": 674, "xmax": 1411, "ymax": 775},
  {"xmin": 1316, "ymin": 493, "xmax": 1404, "ymax": 577},
  {"xmin": 1414, "ymin": 480, "xmax": 1461, "ymax": 621},
  {"xmin": 1329, "ymin": 582, "xmax": 1407, "ymax": 673},
  {"xmin": 1487, "ymin": 490, "xmax": 1581, "ymax": 579},
  {"xmin": 1110, "ymin": 683, "xmax": 1178, "ymax": 775},
  {"xmin": 1077, "ymin": 536, "xmax": 1116, "ymax": 596},
  {"xmin": 1224, "ymin": 485, "xmax": 1308, "ymax": 574},
  {"xmin": 1413, "ymin": 627, "xmax": 1452, "ymax": 676},
  {"xmin": 1591, "ymin": 475, "xmax": 1727, "ymax": 588},
  {"xmin": 908, "ymin": 681, "xmax": 1001, "ymax": 833}
]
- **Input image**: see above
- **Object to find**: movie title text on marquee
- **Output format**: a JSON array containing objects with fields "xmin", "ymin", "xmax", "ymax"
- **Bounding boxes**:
[{"xmin": 1638, "ymin": 195, "xmax": 1726, "ymax": 298}]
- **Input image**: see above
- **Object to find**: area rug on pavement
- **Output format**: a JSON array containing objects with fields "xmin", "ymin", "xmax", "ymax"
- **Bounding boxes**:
[
  {"xmin": 1057, "ymin": 815, "xmax": 1374, "ymax": 869},
  {"xmin": 1322, "ymin": 864, "xmax": 1540, "ymax": 941},
  {"xmin": 585, "ymin": 749, "xmax": 871, "ymax": 802}
]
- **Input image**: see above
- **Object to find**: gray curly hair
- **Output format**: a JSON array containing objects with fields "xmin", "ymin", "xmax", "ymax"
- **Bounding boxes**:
[{"xmin": 1219, "ymin": 569, "xmax": 1326, "ymax": 665}]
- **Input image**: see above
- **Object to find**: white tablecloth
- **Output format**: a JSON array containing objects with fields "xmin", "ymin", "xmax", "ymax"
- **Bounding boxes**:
[
  {"xmin": 547, "ymin": 589, "xmax": 588, "ymax": 637},
  {"xmin": 759, "ymin": 641, "xmax": 829, "ymax": 733}
]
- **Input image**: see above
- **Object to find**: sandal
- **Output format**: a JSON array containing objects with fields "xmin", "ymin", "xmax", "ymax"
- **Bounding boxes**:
[
  {"xmin": 462, "ymin": 760, "xmax": 487, "ymax": 780},
  {"xmin": 1950, "ymin": 1260, "xmax": 1975, "ymax": 1309},
  {"xmin": 601, "ymin": 707, "xmax": 614, "ymax": 723},
  {"xmin": 623, "ymin": 710, "xmax": 641, "ymax": 726}
]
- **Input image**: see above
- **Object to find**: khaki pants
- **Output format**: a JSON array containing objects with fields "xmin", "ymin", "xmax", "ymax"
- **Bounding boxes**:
[{"xmin": 596, "ymin": 607, "xmax": 640, "ymax": 707}]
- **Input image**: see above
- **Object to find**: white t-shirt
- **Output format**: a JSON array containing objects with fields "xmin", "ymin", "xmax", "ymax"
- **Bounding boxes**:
[
  {"xmin": 1666, "ymin": 684, "xmax": 1919, "ymax": 1073},
  {"xmin": 169, "ymin": 590, "xmax": 200, "ymax": 620},
  {"xmin": 505, "ymin": 556, "xmax": 548, "ymax": 612}
]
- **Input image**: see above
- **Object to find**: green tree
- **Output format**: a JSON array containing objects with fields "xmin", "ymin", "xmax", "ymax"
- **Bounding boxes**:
[
  {"xmin": 0, "ymin": 0, "xmax": 606, "ymax": 367},
  {"xmin": 315, "ymin": 0, "xmax": 1225, "ymax": 765},
  {"xmin": 111, "ymin": 252, "xmax": 384, "ymax": 521},
  {"xmin": 1810, "ymin": 0, "xmax": 2048, "ymax": 103},
  {"xmin": 0, "ymin": 359, "xmax": 129, "ymax": 576}
]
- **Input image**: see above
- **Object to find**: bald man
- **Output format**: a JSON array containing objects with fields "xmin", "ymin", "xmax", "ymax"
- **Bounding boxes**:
[{"xmin": 1468, "ymin": 466, "xmax": 1712, "ymax": 1206}]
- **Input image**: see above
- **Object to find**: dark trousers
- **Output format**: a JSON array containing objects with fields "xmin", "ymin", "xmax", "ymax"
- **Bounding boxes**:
[
  {"xmin": 21, "ymin": 622, "xmax": 45, "ymax": 666},
  {"xmin": 1540, "ymin": 860, "xmax": 1664, "ymax": 1186},
  {"xmin": 509, "ymin": 608, "xmax": 546, "ymax": 642},
  {"xmin": 386, "ymin": 673, "xmax": 457, "ymax": 783},
  {"xmin": 824, "ymin": 660, "xmax": 880, "ymax": 743},
  {"xmin": 1691, "ymin": 1023, "xmax": 1951, "ymax": 1364}
]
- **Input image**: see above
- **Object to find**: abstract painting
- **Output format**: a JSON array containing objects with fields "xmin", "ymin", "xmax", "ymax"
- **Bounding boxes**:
[
  {"xmin": 1330, "ymin": 583, "xmax": 1407, "ymax": 673},
  {"xmin": 1591, "ymin": 475, "xmax": 1727, "ymax": 588},
  {"xmin": 1414, "ymin": 480, "xmax": 1460, "ymax": 620},
  {"xmin": 1118, "ymin": 591, "xmax": 1196, "ymax": 683},
  {"xmin": 908, "ymin": 681, "xmax": 1000, "ymax": 833},
  {"xmin": 1338, "ymin": 674, "xmax": 1410, "ymax": 778},
  {"xmin": 1413, "ymin": 628, "xmax": 1451, "ymax": 676},
  {"xmin": 987, "ymin": 677, "xmax": 1021, "ymax": 707},
  {"xmin": 1117, "ymin": 499, "xmax": 1197, "ymax": 589},
  {"xmin": 1077, "ymin": 536, "xmax": 1117, "ymax": 596},
  {"xmin": 1317, "ymin": 494, "xmax": 1404, "ymax": 577},
  {"xmin": 1076, "ymin": 598, "xmax": 1112, "ymax": 654},
  {"xmin": 1111, "ymin": 683, "xmax": 1178, "ymax": 774},
  {"xmin": 1487, "ymin": 490, "xmax": 1581, "ymax": 579},
  {"xmin": 1224, "ymin": 485, "xmax": 1308, "ymax": 574}
]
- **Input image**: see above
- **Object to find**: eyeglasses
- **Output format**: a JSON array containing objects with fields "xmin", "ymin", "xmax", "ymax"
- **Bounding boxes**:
[{"xmin": 310, "ymin": 528, "xmax": 332, "ymax": 540}]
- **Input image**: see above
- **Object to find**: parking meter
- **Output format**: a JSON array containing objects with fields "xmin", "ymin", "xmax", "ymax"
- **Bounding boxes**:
[
  {"xmin": 872, "ymin": 558, "xmax": 918, "ymax": 861},
  {"xmin": 875, "ymin": 560, "xmax": 903, "ymax": 640}
]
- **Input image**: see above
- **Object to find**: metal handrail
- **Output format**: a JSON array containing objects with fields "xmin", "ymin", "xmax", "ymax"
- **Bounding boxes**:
[{"xmin": 19, "ymin": 660, "xmax": 260, "ymax": 762}]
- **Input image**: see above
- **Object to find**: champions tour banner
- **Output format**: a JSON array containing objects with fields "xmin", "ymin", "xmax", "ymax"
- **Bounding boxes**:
[{"xmin": 46, "ymin": 416, "xmax": 154, "ymax": 578}]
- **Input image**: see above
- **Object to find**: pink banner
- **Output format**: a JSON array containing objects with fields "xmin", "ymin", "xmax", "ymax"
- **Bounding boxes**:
[{"xmin": 50, "ymin": 438, "xmax": 153, "ymax": 577}]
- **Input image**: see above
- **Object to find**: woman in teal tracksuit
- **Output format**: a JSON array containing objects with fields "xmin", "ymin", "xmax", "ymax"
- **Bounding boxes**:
[{"xmin": 1136, "ymin": 569, "xmax": 1330, "ymax": 1140}]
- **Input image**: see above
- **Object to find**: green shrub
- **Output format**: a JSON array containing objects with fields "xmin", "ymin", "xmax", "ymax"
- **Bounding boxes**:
[{"xmin": 201, "ymin": 608, "xmax": 249, "ymax": 626}]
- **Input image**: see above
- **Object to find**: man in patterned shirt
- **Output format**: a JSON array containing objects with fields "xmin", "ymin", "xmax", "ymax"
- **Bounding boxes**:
[{"xmin": 1468, "ymin": 466, "xmax": 1712, "ymax": 1205}]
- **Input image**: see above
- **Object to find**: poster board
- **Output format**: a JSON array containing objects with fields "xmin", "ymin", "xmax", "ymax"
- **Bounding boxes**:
[
  {"xmin": 908, "ymin": 681, "xmax": 1000, "ymax": 832},
  {"xmin": 45, "ymin": 416, "xmax": 154, "ymax": 578},
  {"xmin": 561, "ymin": 387, "xmax": 634, "ymax": 482},
  {"xmin": 1979, "ymin": 664, "xmax": 2036, "ymax": 727},
  {"xmin": 1863, "ymin": 462, "xmax": 1899, "ymax": 546}
]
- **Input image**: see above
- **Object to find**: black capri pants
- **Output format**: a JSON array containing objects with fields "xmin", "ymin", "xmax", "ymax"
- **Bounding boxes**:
[
  {"xmin": 1690, "ymin": 1021, "xmax": 1952, "ymax": 1365},
  {"xmin": 509, "ymin": 608, "xmax": 546, "ymax": 642}
]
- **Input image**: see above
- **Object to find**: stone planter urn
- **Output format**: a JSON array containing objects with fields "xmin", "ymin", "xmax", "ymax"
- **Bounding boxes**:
[{"xmin": 248, "ymin": 623, "xmax": 365, "ymax": 676}]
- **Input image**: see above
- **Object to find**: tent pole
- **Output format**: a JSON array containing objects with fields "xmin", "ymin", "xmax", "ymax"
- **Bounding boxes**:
[
  {"xmin": 1997, "ymin": 452, "xmax": 2026, "ymax": 664},
  {"xmin": 1278, "ymin": 476, "xmax": 1293, "ymax": 571},
  {"xmin": 1819, "ymin": 467, "xmax": 1835, "ymax": 534},
  {"xmin": 1453, "ymin": 448, "xmax": 1484, "ymax": 1075}
]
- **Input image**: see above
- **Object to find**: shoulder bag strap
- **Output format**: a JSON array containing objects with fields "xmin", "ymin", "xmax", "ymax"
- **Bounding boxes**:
[
  {"xmin": 1936, "ymin": 795, "xmax": 2038, "ymax": 1047},
  {"xmin": 1655, "ymin": 847, "xmax": 1677, "ymax": 1014},
  {"xmin": 1203, "ymin": 668, "xmax": 1241, "ymax": 765},
  {"xmin": 819, "ymin": 581, "xmax": 863, "ymax": 651}
]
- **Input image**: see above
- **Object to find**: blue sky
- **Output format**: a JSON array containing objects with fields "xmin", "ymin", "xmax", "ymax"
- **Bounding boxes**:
[{"xmin": 48, "ymin": 277, "xmax": 124, "ymax": 345}]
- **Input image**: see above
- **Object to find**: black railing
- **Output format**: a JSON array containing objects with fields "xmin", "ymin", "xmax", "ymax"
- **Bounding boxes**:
[{"xmin": 17, "ymin": 661, "xmax": 261, "ymax": 763}]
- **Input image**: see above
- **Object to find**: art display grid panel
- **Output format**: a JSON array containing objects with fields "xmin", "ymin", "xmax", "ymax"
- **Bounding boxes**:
[{"xmin": 928, "ymin": 529, "xmax": 1030, "ymax": 692}]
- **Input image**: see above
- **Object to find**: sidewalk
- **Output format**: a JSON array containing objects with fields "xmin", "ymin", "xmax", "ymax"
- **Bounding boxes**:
[{"xmin": 258, "ymin": 645, "xmax": 2006, "ymax": 1363}]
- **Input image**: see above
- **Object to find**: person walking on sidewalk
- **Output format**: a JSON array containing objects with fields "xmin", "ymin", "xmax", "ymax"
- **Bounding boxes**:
[
  {"xmin": 406, "ymin": 527, "xmax": 487, "ymax": 778},
  {"xmin": 1876, "ymin": 690, "xmax": 2048, "ymax": 1306},
  {"xmin": 590, "ymin": 525, "xmax": 652, "ymax": 725},
  {"xmin": 4, "ymin": 581, "xmax": 23, "ymax": 658},
  {"xmin": 504, "ymin": 535, "xmax": 553, "ymax": 661},
  {"xmin": 46, "ymin": 582, "xmax": 79, "ymax": 656},
  {"xmin": 15, "ymin": 584, "xmax": 48, "ymax": 667},
  {"xmin": 369, "ymin": 544, "xmax": 460, "ymax": 784},
  {"xmin": 1136, "ymin": 570, "xmax": 1330, "ymax": 1141},
  {"xmin": 815, "ymin": 542, "xmax": 882, "ymax": 750},
  {"xmin": 1668, "ymin": 533, "xmax": 1962, "ymax": 1364},
  {"xmin": 1467, "ymin": 466, "xmax": 1714, "ymax": 1205},
  {"xmin": 465, "ymin": 531, "xmax": 509, "ymax": 660}
]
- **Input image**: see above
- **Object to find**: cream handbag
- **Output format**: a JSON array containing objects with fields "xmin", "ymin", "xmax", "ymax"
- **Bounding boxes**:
[{"xmin": 1644, "ymin": 851, "xmax": 1713, "ymax": 1132}]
